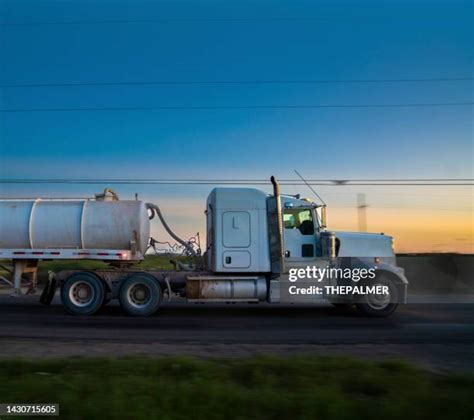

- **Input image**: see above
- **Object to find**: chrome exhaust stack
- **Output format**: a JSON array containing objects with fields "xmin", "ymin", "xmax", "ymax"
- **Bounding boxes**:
[{"xmin": 267, "ymin": 176, "xmax": 286, "ymax": 276}]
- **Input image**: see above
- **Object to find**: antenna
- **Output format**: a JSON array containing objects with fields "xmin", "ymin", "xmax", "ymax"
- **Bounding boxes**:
[{"xmin": 294, "ymin": 170, "xmax": 326, "ymax": 206}]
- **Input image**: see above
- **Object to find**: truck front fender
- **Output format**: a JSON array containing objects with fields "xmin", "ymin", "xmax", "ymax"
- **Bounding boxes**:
[
  {"xmin": 373, "ymin": 263, "xmax": 408, "ymax": 303},
  {"xmin": 335, "ymin": 258, "xmax": 408, "ymax": 304},
  {"xmin": 374, "ymin": 262, "xmax": 408, "ymax": 285}
]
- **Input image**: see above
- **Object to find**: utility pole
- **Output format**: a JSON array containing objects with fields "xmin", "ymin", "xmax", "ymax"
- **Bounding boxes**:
[{"xmin": 357, "ymin": 193, "xmax": 368, "ymax": 232}]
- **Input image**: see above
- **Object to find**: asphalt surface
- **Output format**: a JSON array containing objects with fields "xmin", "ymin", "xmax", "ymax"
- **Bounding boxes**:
[{"xmin": 0, "ymin": 294, "xmax": 473, "ymax": 371}]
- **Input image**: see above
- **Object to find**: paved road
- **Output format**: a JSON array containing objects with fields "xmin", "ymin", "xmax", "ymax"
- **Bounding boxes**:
[{"xmin": 0, "ymin": 294, "xmax": 473, "ymax": 371}]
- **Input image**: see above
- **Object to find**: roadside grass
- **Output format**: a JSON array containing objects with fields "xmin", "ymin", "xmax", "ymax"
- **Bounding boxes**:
[{"xmin": 0, "ymin": 356, "xmax": 472, "ymax": 420}]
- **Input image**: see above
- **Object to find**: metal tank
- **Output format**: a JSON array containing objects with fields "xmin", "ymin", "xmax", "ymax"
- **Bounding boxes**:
[
  {"xmin": 0, "ymin": 198, "xmax": 150, "ymax": 258},
  {"xmin": 186, "ymin": 275, "xmax": 267, "ymax": 302}
]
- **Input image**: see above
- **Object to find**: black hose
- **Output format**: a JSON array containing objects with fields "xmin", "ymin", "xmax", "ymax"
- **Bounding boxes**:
[{"xmin": 146, "ymin": 203, "xmax": 197, "ymax": 256}]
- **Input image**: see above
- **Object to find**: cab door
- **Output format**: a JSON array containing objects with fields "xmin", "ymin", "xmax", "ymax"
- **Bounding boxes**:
[{"xmin": 283, "ymin": 207, "xmax": 317, "ymax": 265}]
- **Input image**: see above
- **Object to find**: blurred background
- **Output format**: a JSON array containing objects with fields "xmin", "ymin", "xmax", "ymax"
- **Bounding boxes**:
[{"xmin": 0, "ymin": 0, "xmax": 472, "ymax": 253}]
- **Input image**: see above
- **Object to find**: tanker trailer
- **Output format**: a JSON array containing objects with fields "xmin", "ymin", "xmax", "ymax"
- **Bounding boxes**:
[{"xmin": 0, "ymin": 189, "xmax": 150, "ymax": 295}]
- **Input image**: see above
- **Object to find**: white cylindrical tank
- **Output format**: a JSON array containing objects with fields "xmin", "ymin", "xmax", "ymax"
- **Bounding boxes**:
[{"xmin": 0, "ymin": 199, "xmax": 150, "ymax": 255}]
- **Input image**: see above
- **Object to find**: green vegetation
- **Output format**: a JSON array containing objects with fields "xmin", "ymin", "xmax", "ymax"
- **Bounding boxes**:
[
  {"xmin": 0, "ymin": 255, "xmax": 193, "ymax": 284},
  {"xmin": 0, "ymin": 356, "xmax": 472, "ymax": 420},
  {"xmin": 135, "ymin": 254, "xmax": 195, "ymax": 270}
]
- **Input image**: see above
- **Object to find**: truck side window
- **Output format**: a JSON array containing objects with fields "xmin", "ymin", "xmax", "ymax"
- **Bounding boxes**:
[{"xmin": 283, "ymin": 209, "xmax": 314, "ymax": 235}]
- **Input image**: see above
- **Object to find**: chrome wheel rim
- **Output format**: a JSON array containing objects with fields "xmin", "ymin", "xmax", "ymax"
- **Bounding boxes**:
[
  {"xmin": 366, "ymin": 283, "xmax": 391, "ymax": 310},
  {"xmin": 69, "ymin": 281, "xmax": 95, "ymax": 307},
  {"xmin": 127, "ymin": 283, "xmax": 151, "ymax": 308}
]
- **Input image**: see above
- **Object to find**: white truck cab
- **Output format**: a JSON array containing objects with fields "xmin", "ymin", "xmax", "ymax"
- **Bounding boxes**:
[{"xmin": 204, "ymin": 185, "xmax": 407, "ymax": 317}]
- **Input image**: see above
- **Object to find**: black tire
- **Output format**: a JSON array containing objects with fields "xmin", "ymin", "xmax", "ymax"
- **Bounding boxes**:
[
  {"xmin": 61, "ymin": 272, "xmax": 105, "ymax": 316},
  {"xmin": 119, "ymin": 273, "xmax": 162, "ymax": 317},
  {"xmin": 355, "ymin": 276, "xmax": 399, "ymax": 317}
]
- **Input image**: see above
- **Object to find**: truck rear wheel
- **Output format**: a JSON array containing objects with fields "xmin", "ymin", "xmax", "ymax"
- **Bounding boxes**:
[
  {"xmin": 61, "ymin": 272, "xmax": 105, "ymax": 316},
  {"xmin": 119, "ymin": 273, "xmax": 162, "ymax": 317},
  {"xmin": 355, "ymin": 276, "xmax": 398, "ymax": 317}
]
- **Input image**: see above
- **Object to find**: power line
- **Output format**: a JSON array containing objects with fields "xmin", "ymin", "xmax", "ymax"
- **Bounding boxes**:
[
  {"xmin": 1, "ymin": 178, "xmax": 470, "ymax": 182},
  {"xmin": 0, "ymin": 15, "xmax": 468, "ymax": 27},
  {"xmin": 334, "ymin": 205, "xmax": 473, "ymax": 211},
  {"xmin": 0, "ymin": 16, "xmax": 380, "ymax": 27},
  {"xmin": 0, "ymin": 179, "xmax": 472, "ymax": 186},
  {"xmin": 1, "ymin": 102, "xmax": 472, "ymax": 113},
  {"xmin": 2, "ymin": 77, "xmax": 472, "ymax": 88},
  {"xmin": 2, "ymin": 180, "xmax": 473, "ymax": 182}
]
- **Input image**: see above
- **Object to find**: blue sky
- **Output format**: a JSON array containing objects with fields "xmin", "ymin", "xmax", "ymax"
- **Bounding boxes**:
[{"xmin": 0, "ymin": 0, "xmax": 472, "ymax": 251}]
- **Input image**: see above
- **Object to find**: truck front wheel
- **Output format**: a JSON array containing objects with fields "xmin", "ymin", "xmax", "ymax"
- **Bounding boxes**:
[
  {"xmin": 355, "ymin": 276, "xmax": 399, "ymax": 317},
  {"xmin": 61, "ymin": 272, "xmax": 105, "ymax": 316},
  {"xmin": 119, "ymin": 273, "xmax": 162, "ymax": 317}
]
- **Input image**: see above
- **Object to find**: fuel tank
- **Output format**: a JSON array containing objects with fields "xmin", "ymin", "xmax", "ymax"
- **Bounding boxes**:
[{"xmin": 186, "ymin": 275, "xmax": 267, "ymax": 301}]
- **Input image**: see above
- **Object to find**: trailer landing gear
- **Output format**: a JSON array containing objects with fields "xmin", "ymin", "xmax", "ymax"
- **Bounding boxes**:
[{"xmin": 6, "ymin": 260, "xmax": 39, "ymax": 296}]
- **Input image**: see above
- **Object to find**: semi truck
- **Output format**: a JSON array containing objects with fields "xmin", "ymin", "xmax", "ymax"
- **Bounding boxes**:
[{"xmin": 0, "ymin": 177, "xmax": 408, "ymax": 317}]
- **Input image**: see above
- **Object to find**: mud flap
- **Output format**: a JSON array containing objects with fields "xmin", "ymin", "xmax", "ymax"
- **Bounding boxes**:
[{"xmin": 39, "ymin": 272, "xmax": 57, "ymax": 306}]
